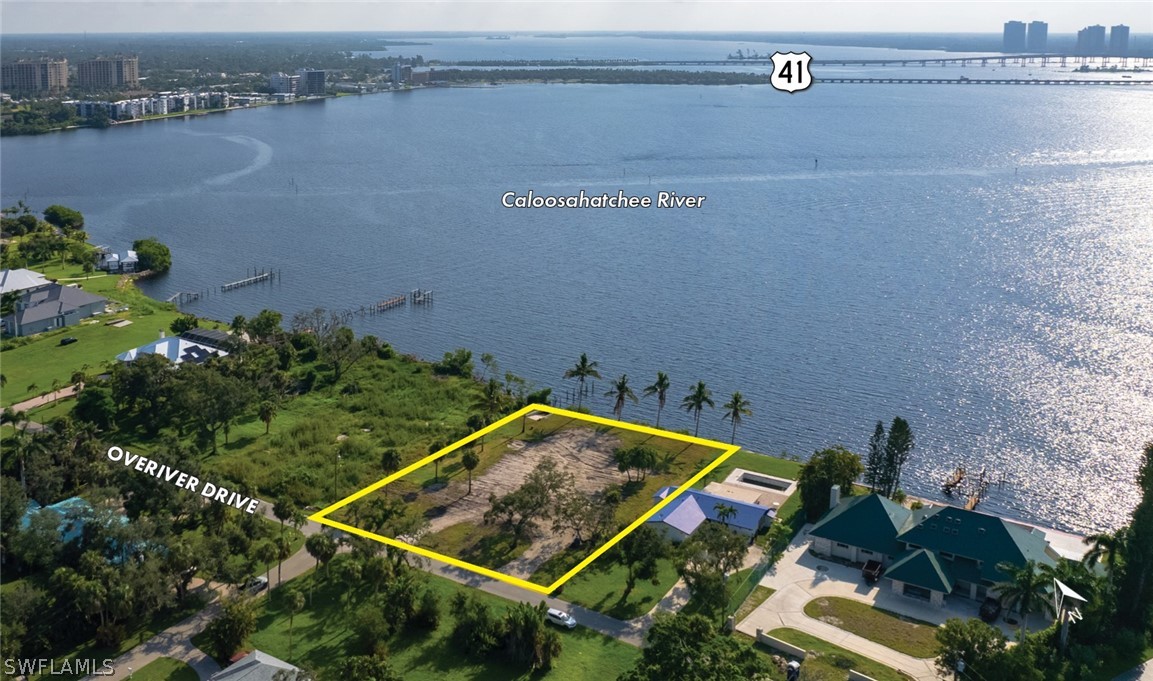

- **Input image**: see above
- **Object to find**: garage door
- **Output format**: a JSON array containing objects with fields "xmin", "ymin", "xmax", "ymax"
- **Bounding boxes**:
[{"xmin": 832, "ymin": 542, "xmax": 855, "ymax": 560}]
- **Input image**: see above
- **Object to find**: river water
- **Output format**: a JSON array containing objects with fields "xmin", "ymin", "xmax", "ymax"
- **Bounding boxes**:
[{"xmin": 2, "ymin": 37, "xmax": 1151, "ymax": 534}]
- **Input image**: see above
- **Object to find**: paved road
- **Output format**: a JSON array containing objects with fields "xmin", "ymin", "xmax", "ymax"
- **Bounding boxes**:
[
  {"xmin": 89, "ymin": 508, "xmax": 664, "ymax": 680},
  {"xmin": 1115, "ymin": 660, "xmax": 1153, "ymax": 681},
  {"xmin": 6, "ymin": 384, "xmax": 80, "ymax": 413}
]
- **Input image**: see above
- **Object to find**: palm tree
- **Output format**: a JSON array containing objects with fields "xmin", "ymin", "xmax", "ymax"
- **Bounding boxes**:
[
  {"xmin": 643, "ymin": 372, "xmax": 671, "ymax": 427},
  {"xmin": 995, "ymin": 560, "xmax": 1054, "ymax": 639},
  {"xmin": 472, "ymin": 379, "xmax": 504, "ymax": 425},
  {"xmin": 1082, "ymin": 529, "xmax": 1127, "ymax": 579},
  {"xmin": 604, "ymin": 374, "xmax": 638, "ymax": 420},
  {"xmin": 721, "ymin": 392, "xmax": 752, "ymax": 444},
  {"xmin": 287, "ymin": 588, "xmax": 305, "ymax": 655},
  {"xmin": 258, "ymin": 400, "xmax": 278, "ymax": 434},
  {"xmin": 680, "ymin": 381, "xmax": 715, "ymax": 437},
  {"xmin": 380, "ymin": 448, "xmax": 402, "ymax": 476},
  {"xmin": 462, "ymin": 449, "xmax": 480, "ymax": 494},
  {"xmin": 715, "ymin": 503, "xmax": 737, "ymax": 527},
  {"xmin": 563, "ymin": 353, "xmax": 601, "ymax": 408}
]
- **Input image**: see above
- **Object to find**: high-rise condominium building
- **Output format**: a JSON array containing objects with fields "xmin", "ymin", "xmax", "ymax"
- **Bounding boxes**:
[
  {"xmin": 1003, "ymin": 21, "xmax": 1027, "ymax": 52},
  {"xmin": 78, "ymin": 56, "xmax": 140, "ymax": 89},
  {"xmin": 1109, "ymin": 25, "xmax": 1130, "ymax": 56},
  {"xmin": 296, "ymin": 69, "xmax": 326, "ymax": 96},
  {"xmin": 1026, "ymin": 21, "xmax": 1048, "ymax": 53},
  {"xmin": 1, "ymin": 58, "xmax": 68, "ymax": 93}
]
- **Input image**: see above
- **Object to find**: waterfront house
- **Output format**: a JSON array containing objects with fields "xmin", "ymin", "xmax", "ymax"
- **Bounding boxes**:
[
  {"xmin": 179, "ymin": 327, "xmax": 237, "ymax": 350},
  {"xmin": 116, "ymin": 331, "xmax": 229, "ymax": 365},
  {"xmin": 1, "ymin": 283, "xmax": 107, "ymax": 336},
  {"xmin": 0, "ymin": 268, "xmax": 51, "ymax": 295},
  {"xmin": 647, "ymin": 486, "xmax": 773, "ymax": 541},
  {"xmin": 808, "ymin": 493, "xmax": 1058, "ymax": 606},
  {"xmin": 99, "ymin": 249, "xmax": 138, "ymax": 273}
]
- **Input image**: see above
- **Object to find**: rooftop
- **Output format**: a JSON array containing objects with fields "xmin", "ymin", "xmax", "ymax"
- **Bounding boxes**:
[
  {"xmin": 652, "ymin": 486, "xmax": 771, "ymax": 532},
  {"xmin": 0, "ymin": 268, "xmax": 50, "ymax": 294},
  {"xmin": 117, "ymin": 335, "xmax": 228, "ymax": 364}
]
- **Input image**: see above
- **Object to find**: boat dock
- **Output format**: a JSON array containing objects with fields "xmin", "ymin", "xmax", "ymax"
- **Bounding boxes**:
[
  {"xmin": 941, "ymin": 467, "xmax": 966, "ymax": 494},
  {"xmin": 332, "ymin": 291, "xmax": 430, "ymax": 323},
  {"xmin": 165, "ymin": 267, "xmax": 282, "ymax": 309},
  {"xmin": 221, "ymin": 268, "xmax": 280, "ymax": 292}
]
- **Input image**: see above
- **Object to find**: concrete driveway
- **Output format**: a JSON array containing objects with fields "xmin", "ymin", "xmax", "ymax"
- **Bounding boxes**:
[{"xmin": 737, "ymin": 525, "xmax": 1052, "ymax": 681}]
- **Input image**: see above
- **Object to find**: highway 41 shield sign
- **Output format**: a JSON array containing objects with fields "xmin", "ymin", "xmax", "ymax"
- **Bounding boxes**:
[{"xmin": 770, "ymin": 51, "xmax": 813, "ymax": 93}]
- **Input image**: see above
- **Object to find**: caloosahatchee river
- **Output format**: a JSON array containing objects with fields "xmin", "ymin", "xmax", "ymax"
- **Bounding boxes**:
[{"xmin": 3, "ymin": 39, "xmax": 1151, "ymax": 534}]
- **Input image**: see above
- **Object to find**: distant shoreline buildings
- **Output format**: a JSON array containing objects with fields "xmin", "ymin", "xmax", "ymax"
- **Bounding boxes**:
[
  {"xmin": 1003, "ymin": 18, "xmax": 1131, "ymax": 56},
  {"xmin": 77, "ymin": 55, "xmax": 139, "ymax": 89},
  {"xmin": 1, "ymin": 58, "xmax": 69, "ymax": 94}
]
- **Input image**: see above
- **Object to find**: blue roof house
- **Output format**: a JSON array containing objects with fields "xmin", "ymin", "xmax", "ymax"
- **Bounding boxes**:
[{"xmin": 646, "ymin": 486, "xmax": 773, "ymax": 542}]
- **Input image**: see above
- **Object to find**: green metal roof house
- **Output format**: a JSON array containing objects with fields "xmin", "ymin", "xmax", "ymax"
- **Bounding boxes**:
[{"xmin": 808, "ymin": 493, "xmax": 1058, "ymax": 606}]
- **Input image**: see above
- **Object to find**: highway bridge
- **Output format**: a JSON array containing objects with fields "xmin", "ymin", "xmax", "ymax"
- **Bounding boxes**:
[
  {"xmin": 446, "ymin": 55, "xmax": 1153, "ymax": 69},
  {"xmin": 815, "ymin": 77, "xmax": 1151, "ymax": 86}
]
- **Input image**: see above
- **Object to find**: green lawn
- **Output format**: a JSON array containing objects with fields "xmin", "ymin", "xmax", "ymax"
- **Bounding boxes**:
[
  {"xmin": 200, "ymin": 563, "xmax": 641, "ymax": 681},
  {"xmin": 761, "ymin": 629, "xmax": 914, "ymax": 681},
  {"xmin": 802, "ymin": 596, "xmax": 939, "ymax": 659},
  {"xmin": 734, "ymin": 586, "xmax": 776, "ymax": 623},
  {"xmin": 423, "ymin": 521, "xmax": 530, "ymax": 570},
  {"xmin": 1, "ymin": 262, "xmax": 187, "ymax": 407},
  {"xmin": 26, "ymin": 397, "xmax": 76, "ymax": 423},
  {"xmin": 693, "ymin": 449, "xmax": 802, "ymax": 489},
  {"xmin": 554, "ymin": 557, "xmax": 680, "ymax": 620},
  {"xmin": 126, "ymin": 658, "xmax": 199, "ymax": 681}
]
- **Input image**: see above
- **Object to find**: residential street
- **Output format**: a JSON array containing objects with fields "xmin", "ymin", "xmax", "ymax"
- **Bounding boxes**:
[{"xmin": 85, "ymin": 507, "xmax": 665, "ymax": 680}]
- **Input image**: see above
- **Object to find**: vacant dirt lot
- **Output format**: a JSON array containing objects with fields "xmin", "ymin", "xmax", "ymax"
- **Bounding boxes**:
[{"xmin": 419, "ymin": 427, "xmax": 630, "ymax": 577}]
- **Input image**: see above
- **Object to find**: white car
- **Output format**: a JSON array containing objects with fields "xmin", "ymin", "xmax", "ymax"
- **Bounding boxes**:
[
  {"xmin": 545, "ymin": 608, "xmax": 577, "ymax": 629},
  {"xmin": 244, "ymin": 576, "xmax": 269, "ymax": 595}
]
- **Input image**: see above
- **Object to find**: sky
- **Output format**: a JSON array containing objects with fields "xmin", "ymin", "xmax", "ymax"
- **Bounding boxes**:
[{"xmin": 1, "ymin": 1, "xmax": 1149, "ymax": 35}]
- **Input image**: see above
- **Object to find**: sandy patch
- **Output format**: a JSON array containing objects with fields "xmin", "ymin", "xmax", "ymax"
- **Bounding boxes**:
[{"xmin": 419, "ymin": 427, "xmax": 630, "ymax": 577}]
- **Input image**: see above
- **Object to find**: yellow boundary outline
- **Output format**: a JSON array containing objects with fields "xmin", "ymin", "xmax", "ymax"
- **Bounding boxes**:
[{"xmin": 308, "ymin": 404, "xmax": 741, "ymax": 595}]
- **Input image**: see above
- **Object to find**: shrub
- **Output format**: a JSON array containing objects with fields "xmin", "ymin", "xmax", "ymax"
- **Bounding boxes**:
[{"xmin": 410, "ymin": 589, "xmax": 441, "ymax": 631}]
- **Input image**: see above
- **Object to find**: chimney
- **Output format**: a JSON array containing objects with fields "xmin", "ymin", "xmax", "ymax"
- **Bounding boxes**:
[
  {"xmin": 829, "ymin": 484, "xmax": 841, "ymax": 509},
  {"xmin": 159, "ymin": 330, "xmax": 166, "ymax": 339}
]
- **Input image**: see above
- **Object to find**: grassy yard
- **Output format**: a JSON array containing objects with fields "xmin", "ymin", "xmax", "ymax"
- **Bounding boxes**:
[
  {"xmin": 126, "ymin": 658, "xmax": 199, "ymax": 681},
  {"xmin": 760, "ymin": 629, "xmax": 913, "ymax": 681},
  {"xmin": 423, "ymin": 521, "xmax": 531, "ymax": 570},
  {"xmin": 734, "ymin": 586, "xmax": 776, "ymax": 623},
  {"xmin": 1, "ymin": 261, "xmax": 189, "ymax": 407},
  {"xmin": 693, "ymin": 449, "xmax": 802, "ymax": 489},
  {"xmin": 553, "ymin": 557, "xmax": 680, "ymax": 620},
  {"xmin": 200, "ymin": 563, "xmax": 641, "ymax": 681},
  {"xmin": 802, "ymin": 596, "xmax": 939, "ymax": 659}
]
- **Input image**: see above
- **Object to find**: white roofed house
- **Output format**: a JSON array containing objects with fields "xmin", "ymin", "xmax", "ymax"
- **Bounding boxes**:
[
  {"xmin": 99, "ymin": 249, "xmax": 139, "ymax": 273},
  {"xmin": 116, "ymin": 330, "xmax": 229, "ymax": 365},
  {"xmin": 209, "ymin": 650, "xmax": 302, "ymax": 681},
  {"xmin": 0, "ymin": 268, "xmax": 51, "ymax": 294}
]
